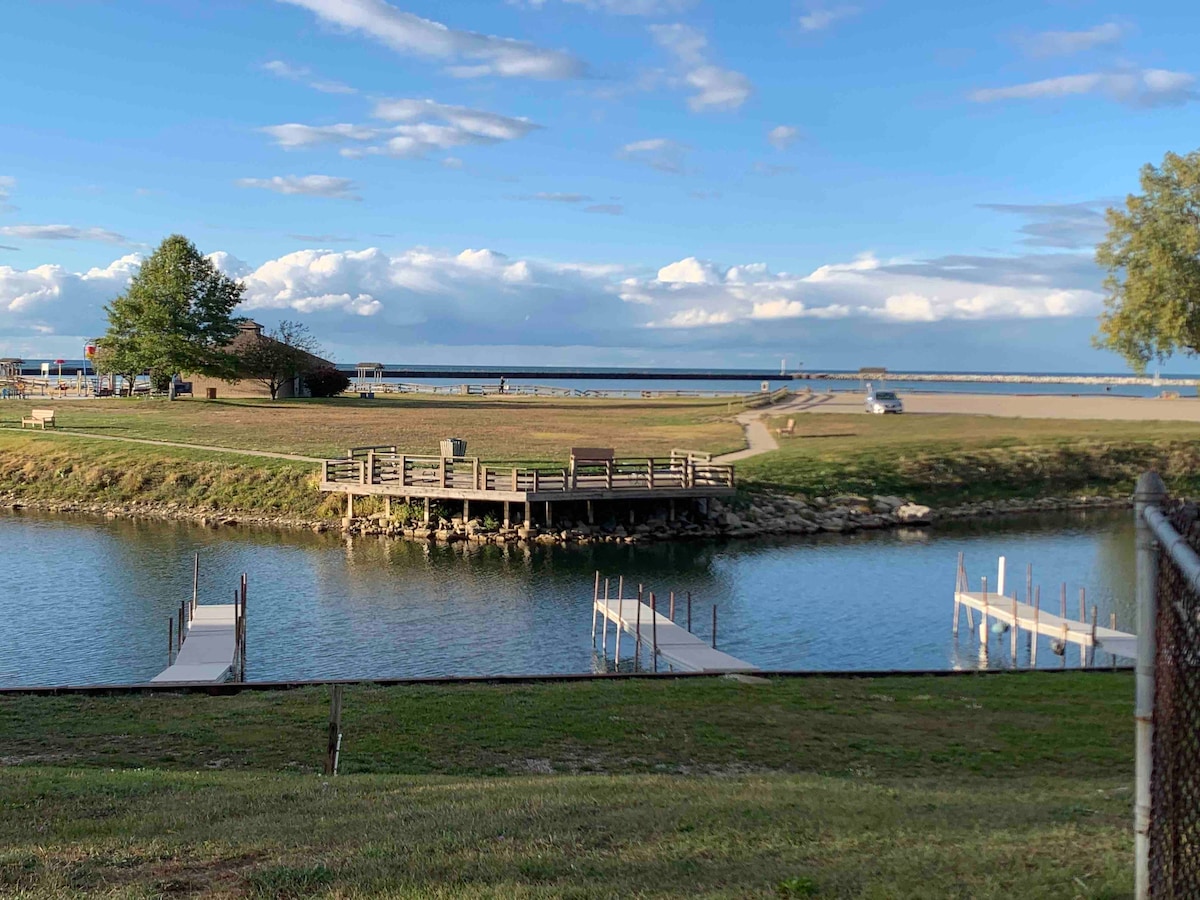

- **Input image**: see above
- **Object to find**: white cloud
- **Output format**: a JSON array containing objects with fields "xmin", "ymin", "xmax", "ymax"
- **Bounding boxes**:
[
  {"xmin": 0, "ymin": 176, "xmax": 14, "ymax": 212},
  {"xmin": 619, "ymin": 138, "xmax": 689, "ymax": 173},
  {"xmin": 970, "ymin": 69, "xmax": 1196, "ymax": 108},
  {"xmin": 1019, "ymin": 23, "xmax": 1124, "ymax": 58},
  {"xmin": 279, "ymin": 0, "xmax": 584, "ymax": 79},
  {"xmin": 262, "ymin": 99, "xmax": 539, "ymax": 159},
  {"xmin": 767, "ymin": 125, "xmax": 799, "ymax": 150},
  {"xmin": 236, "ymin": 175, "xmax": 361, "ymax": 199},
  {"xmin": 0, "ymin": 225, "xmax": 128, "ymax": 244},
  {"xmin": 650, "ymin": 23, "xmax": 752, "ymax": 112},
  {"xmin": 0, "ymin": 244, "xmax": 1104, "ymax": 356},
  {"xmin": 798, "ymin": 6, "xmax": 859, "ymax": 32},
  {"xmin": 261, "ymin": 59, "xmax": 357, "ymax": 94}
]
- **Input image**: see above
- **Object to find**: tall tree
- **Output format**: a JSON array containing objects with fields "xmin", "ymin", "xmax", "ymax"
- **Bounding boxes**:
[
  {"xmin": 1094, "ymin": 148, "xmax": 1200, "ymax": 373},
  {"xmin": 238, "ymin": 320, "xmax": 323, "ymax": 399},
  {"xmin": 102, "ymin": 235, "xmax": 245, "ymax": 381}
]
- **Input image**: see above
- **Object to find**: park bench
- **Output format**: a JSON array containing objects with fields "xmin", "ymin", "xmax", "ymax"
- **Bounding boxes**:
[
  {"xmin": 21, "ymin": 408, "xmax": 56, "ymax": 429},
  {"xmin": 776, "ymin": 418, "xmax": 796, "ymax": 436}
]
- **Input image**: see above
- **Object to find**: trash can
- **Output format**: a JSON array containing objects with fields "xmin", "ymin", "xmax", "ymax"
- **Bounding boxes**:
[
  {"xmin": 439, "ymin": 438, "xmax": 467, "ymax": 458},
  {"xmin": 206, "ymin": 387, "xmax": 217, "ymax": 400}
]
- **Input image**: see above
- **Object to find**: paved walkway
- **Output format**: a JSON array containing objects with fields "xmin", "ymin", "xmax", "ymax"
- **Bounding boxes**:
[
  {"xmin": 3, "ymin": 426, "xmax": 323, "ymax": 463},
  {"xmin": 714, "ymin": 392, "xmax": 835, "ymax": 464}
]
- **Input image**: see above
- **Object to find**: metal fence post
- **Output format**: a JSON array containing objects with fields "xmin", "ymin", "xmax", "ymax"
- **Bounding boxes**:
[{"xmin": 1135, "ymin": 470, "xmax": 1167, "ymax": 899}]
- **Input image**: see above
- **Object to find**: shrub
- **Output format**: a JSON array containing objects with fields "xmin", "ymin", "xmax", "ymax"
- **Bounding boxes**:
[{"xmin": 304, "ymin": 366, "xmax": 350, "ymax": 398}]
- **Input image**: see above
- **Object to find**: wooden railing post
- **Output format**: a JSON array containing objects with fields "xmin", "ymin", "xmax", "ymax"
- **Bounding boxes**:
[
  {"xmin": 366, "ymin": 450, "xmax": 375, "ymax": 485},
  {"xmin": 647, "ymin": 459, "xmax": 655, "ymax": 488},
  {"xmin": 322, "ymin": 460, "xmax": 329, "ymax": 483},
  {"xmin": 533, "ymin": 470, "xmax": 540, "ymax": 492},
  {"xmin": 440, "ymin": 456, "xmax": 447, "ymax": 488},
  {"xmin": 606, "ymin": 459, "xmax": 613, "ymax": 490},
  {"xmin": 512, "ymin": 468, "xmax": 519, "ymax": 491},
  {"xmin": 398, "ymin": 454, "xmax": 407, "ymax": 487},
  {"xmin": 358, "ymin": 461, "xmax": 366, "ymax": 485},
  {"xmin": 473, "ymin": 459, "xmax": 480, "ymax": 490}
]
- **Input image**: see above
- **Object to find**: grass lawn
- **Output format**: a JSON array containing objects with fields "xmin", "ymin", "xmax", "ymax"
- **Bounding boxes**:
[
  {"xmin": 739, "ymin": 412, "xmax": 1200, "ymax": 504},
  {"xmin": 0, "ymin": 674, "xmax": 1134, "ymax": 897},
  {"xmin": 0, "ymin": 395, "xmax": 745, "ymax": 463}
]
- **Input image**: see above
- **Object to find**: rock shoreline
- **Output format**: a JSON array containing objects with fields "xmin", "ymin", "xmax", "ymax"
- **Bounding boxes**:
[{"xmin": 0, "ymin": 490, "xmax": 1132, "ymax": 544}]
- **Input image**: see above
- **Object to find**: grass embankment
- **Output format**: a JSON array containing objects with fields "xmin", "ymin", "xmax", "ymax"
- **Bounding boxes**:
[
  {"xmin": 0, "ymin": 674, "xmax": 1133, "ymax": 897},
  {"xmin": 742, "ymin": 413, "xmax": 1200, "ymax": 505}
]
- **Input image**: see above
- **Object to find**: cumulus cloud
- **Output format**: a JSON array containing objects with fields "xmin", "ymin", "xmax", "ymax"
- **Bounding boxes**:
[
  {"xmin": 262, "ymin": 99, "xmax": 540, "ymax": 159},
  {"xmin": 0, "ymin": 243, "xmax": 1104, "ymax": 358},
  {"xmin": 798, "ymin": 5, "xmax": 859, "ymax": 32},
  {"xmin": 970, "ymin": 69, "xmax": 1196, "ymax": 108},
  {"xmin": 619, "ymin": 138, "xmax": 689, "ymax": 173},
  {"xmin": 279, "ymin": 0, "xmax": 583, "ymax": 79},
  {"xmin": 649, "ymin": 23, "xmax": 752, "ymax": 111},
  {"xmin": 0, "ymin": 225, "xmax": 128, "ymax": 244},
  {"xmin": 1019, "ymin": 23, "xmax": 1124, "ymax": 58},
  {"xmin": 237, "ymin": 175, "xmax": 361, "ymax": 199},
  {"xmin": 767, "ymin": 125, "xmax": 799, "ymax": 150},
  {"xmin": 261, "ymin": 59, "xmax": 356, "ymax": 93}
]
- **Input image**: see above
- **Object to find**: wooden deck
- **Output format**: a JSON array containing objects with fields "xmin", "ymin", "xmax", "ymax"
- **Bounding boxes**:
[
  {"xmin": 320, "ymin": 448, "xmax": 736, "ymax": 506},
  {"xmin": 151, "ymin": 604, "xmax": 238, "ymax": 683},
  {"xmin": 592, "ymin": 595, "xmax": 758, "ymax": 672}
]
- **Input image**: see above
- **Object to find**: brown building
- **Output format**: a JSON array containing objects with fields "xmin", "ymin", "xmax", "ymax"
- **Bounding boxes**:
[{"xmin": 185, "ymin": 321, "xmax": 336, "ymax": 399}]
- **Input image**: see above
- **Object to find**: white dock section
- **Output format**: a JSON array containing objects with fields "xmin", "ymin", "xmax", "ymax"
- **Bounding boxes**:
[
  {"xmin": 594, "ymin": 595, "xmax": 758, "ymax": 673},
  {"xmin": 955, "ymin": 591, "xmax": 1136, "ymax": 659},
  {"xmin": 151, "ymin": 604, "xmax": 238, "ymax": 683}
]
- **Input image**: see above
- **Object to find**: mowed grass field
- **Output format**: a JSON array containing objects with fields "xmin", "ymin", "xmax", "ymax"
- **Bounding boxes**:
[
  {"xmin": 738, "ymin": 411, "xmax": 1200, "ymax": 504},
  {"xmin": 0, "ymin": 395, "xmax": 745, "ymax": 462},
  {"xmin": 0, "ymin": 673, "xmax": 1135, "ymax": 897}
]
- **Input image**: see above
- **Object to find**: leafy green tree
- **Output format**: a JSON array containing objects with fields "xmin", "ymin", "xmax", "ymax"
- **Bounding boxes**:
[
  {"xmin": 102, "ymin": 235, "xmax": 245, "ymax": 382},
  {"xmin": 238, "ymin": 320, "xmax": 323, "ymax": 399},
  {"xmin": 92, "ymin": 340, "xmax": 140, "ymax": 396},
  {"xmin": 1094, "ymin": 149, "xmax": 1200, "ymax": 373}
]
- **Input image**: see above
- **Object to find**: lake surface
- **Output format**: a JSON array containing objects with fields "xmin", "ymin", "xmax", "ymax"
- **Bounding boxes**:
[{"xmin": 0, "ymin": 508, "xmax": 1136, "ymax": 687}]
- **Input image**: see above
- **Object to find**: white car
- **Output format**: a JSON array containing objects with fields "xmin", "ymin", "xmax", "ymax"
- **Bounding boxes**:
[{"xmin": 865, "ymin": 388, "xmax": 903, "ymax": 414}]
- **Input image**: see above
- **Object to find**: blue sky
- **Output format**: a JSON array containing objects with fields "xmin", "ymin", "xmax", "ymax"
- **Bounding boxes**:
[{"xmin": 1, "ymin": 0, "xmax": 1197, "ymax": 371}]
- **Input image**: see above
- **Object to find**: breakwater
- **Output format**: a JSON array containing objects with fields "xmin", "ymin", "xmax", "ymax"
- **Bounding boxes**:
[{"xmin": 803, "ymin": 371, "xmax": 1194, "ymax": 387}]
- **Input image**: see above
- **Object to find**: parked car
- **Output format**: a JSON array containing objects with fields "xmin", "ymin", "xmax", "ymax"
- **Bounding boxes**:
[{"xmin": 865, "ymin": 383, "xmax": 903, "ymax": 414}]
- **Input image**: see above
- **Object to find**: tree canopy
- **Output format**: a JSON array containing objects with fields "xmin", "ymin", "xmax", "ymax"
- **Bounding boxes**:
[
  {"xmin": 100, "ymin": 235, "xmax": 244, "ymax": 379},
  {"xmin": 238, "ymin": 320, "xmax": 323, "ymax": 399},
  {"xmin": 1094, "ymin": 148, "xmax": 1200, "ymax": 373}
]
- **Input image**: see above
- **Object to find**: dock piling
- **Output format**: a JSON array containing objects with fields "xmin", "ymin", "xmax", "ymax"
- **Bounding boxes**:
[
  {"xmin": 1010, "ymin": 593, "xmax": 1018, "ymax": 663},
  {"xmin": 1032, "ymin": 586, "xmax": 1040, "ymax": 666},
  {"xmin": 591, "ymin": 571, "xmax": 600, "ymax": 645},
  {"xmin": 980, "ymin": 576, "xmax": 989, "ymax": 648},
  {"xmin": 168, "ymin": 618, "xmax": 173, "ymax": 666},
  {"xmin": 635, "ymin": 585, "xmax": 643, "ymax": 666},
  {"xmin": 602, "ymin": 578, "xmax": 610, "ymax": 653},
  {"xmin": 651, "ymin": 592, "xmax": 659, "ymax": 673},
  {"xmin": 997, "ymin": 556, "xmax": 1006, "ymax": 597},
  {"xmin": 711, "ymin": 605, "xmax": 718, "ymax": 649},
  {"xmin": 669, "ymin": 591, "xmax": 675, "ymax": 622},
  {"xmin": 687, "ymin": 591, "xmax": 692, "ymax": 632},
  {"xmin": 952, "ymin": 552, "xmax": 963, "ymax": 636},
  {"xmin": 192, "ymin": 553, "xmax": 199, "ymax": 616}
]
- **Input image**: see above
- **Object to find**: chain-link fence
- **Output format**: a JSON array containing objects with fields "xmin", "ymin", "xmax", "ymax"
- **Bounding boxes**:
[{"xmin": 1147, "ymin": 500, "xmax": 1200, "ymax": 898}]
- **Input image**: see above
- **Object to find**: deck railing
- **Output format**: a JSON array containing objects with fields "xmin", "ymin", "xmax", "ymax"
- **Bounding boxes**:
[{"xmin": 321, "ymin": 452, "xmax": 735, "ymax": 493}]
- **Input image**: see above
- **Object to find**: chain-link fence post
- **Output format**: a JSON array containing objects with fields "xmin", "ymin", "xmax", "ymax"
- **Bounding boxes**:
[{"xmin": 1135, "ymin": 471, "xmax": 1167, "ymax": 899}]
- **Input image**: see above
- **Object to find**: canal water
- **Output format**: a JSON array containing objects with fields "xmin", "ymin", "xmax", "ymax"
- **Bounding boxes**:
[{"xmin": 0, "ymin": 508, "xmax": 1135, "ymax": 687}]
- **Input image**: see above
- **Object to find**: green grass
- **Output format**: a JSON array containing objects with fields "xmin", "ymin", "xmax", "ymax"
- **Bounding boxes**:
[
  {"xmin": 0, "ymin": 675, "xmax": 1135, "ymax": 897},
  {"xmin": 740, "ymin": 413, "xmax": 1200, "ymax": 504},
  {"xmin": 0, "ymin": 394, "xmax": 744, "ymax": 462}
]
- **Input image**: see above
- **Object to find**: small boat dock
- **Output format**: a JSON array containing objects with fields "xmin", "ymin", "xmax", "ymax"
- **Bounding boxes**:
[
  {"xmin": 151, "ymin": 561, "xmax": 247, "ymax": 684},
  {"xmin": 591, "ymin": 574, "xmax": 757, "ymax": 673},
  {"xmin": 954, "ymin": 554, "xmax": 1136, "ymax": 665}
]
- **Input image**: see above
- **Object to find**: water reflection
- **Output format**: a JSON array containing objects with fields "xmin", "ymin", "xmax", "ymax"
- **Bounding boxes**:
[{"xmin": 0, "ymin": 507, "xmax": 1136, "ymax": 686}]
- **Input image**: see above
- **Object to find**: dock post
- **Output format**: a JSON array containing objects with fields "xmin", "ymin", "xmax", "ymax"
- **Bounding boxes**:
[
  {"xmin": 1060, "ymin": 582, "xmax": 1066, "ymax": 621},
  {"xmin": 325, "ymin": 684, "xmax": 344, "ymax": 776},
  {"xmin": 635, "ymin": 585, "xmax": 643, "ymax": 666},
  {"xmin": 524, "ymin": 500, "xmax": 532, "ymax": 527},
  {"xmin": 240, "ymin": 574, "xmax": 248, "ymax": 681},
  {"xmin": 952, "ymin": 552, "xmax": 963, "ymax": 636},
  {"xmin": 651, "ymin": 592, "xmax": 658, "ymax": 673},
  {"xmin": 385, "ymin": 496, "xmax": 392, "ymax": 518},
  {"xmin": 587, "ymin": 500, "xmax": 594, "ymax": 525},
  {"xmin": 545, "ymin": 501, "xmax": 552, "ymax": 528},
  {"xmin": 1079, "ymin": 587, "xmax": 1087, "ymax": 668},
  {"xmin": 1088, "ymin": 605, "xmax": 1098, "ymax": 668},
  {"xmin": 687, "ymin": 591, "xmax": 692, "ymax": 632},
  {"xmin": 345, "ymin": 493, "xmax": 354, "ymax": 525},
  {"xmin": 177, "ymin": 603, "xmax": 184, "ymax": 652},
  {"xmin": 503, "ymin": 501, "xmax": 510, "ymax": 528},
  {"xmin": 669, "ymin": 591, "xmax": 675, "ymax": 622},
  {"xmin": 997, "ymin": 556, "xmax": 1006, "ymax": 597},
  {"xmin": 192, "ymin": 552, "xmax": 199, "ymax": 615},
  {"xmin": 980, "ymin": 576, "xmax": 989, "ymax": 648},
  {"xmin": 712, "ymin": 605, "xmax": 718, "ymax": 649},
  {"xmin": 1111, "ymin": 612, "xmax": 1118, "ymax": 670},
  {"xmin": 168, "ymin": 618, "xmax": 173, "ymax": 666},
  {"xmin": 463, "ymin": 499, "xmax": 469, "ymax": 521},
  {"xmin": 1026, "ymin": 563, "xmax": 1032, "ymax": 607},
  {"xmin": 424, "ymin": 497, "xmax": 430, "ymax": 525},
  {"xmin": 602, "ymin": 578, "xmax": 611, "ymax": 653},
  {"xmin": 591, "ymin": 571, "xmax": 600, "ymax": 645},
  {"xmin": 1010, "ymin": 593, "xmax": 1018, "ymax": 664},
  {"xmin": 1032, "ymin": 586, "xmax": 1040, "ymax": 667}
]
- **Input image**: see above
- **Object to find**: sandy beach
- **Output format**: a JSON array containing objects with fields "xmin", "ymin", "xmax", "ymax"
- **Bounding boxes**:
[{"xmin": 795, "ymin": 390, "xmax": 1200, "ymax": 422}]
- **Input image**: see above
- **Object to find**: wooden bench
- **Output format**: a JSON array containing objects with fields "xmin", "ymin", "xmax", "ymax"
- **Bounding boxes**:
[
  {"xmin": 776, "ymin": 418, "xmax": 796, "ymax": 436},
  {"xmin": 21, "ymin": 408, "xmax": 56, "ymax": 429}
]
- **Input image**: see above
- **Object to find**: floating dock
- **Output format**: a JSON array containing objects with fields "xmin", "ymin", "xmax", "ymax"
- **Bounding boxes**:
[
  {"xmin": 151, "ymin": 604, "xmax": 239, "ymax": 683},
  {"xmin": 591, "ymin": 574, "xmax": 758, "ymax": 673},
  {"xmin": 954, "ymin": 555, "xmax": 1136, "ymax": 666},
  {"xmin": 150, "ymin": 562, "xmax": 246, "ymax": 684}
]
